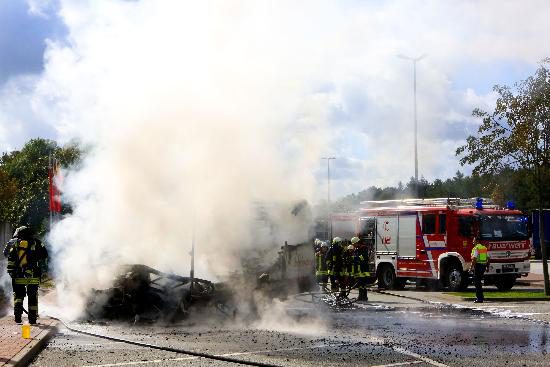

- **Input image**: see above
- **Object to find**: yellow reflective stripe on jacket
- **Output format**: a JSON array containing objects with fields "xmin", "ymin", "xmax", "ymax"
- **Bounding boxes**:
[
  {"xmin": 354, "ymin": 271, "xmax": 370, "ymax": 277},
  {"xmin": 316, "ymin": 254, "xmax": 328, "ymax": 276},
  {"xmin": 14, "ymin": 278, "xmax": 40, "ymax": 285},
  {"xmin": 18, "ymin": 240, "xmax": 29, "ymax": 267}
]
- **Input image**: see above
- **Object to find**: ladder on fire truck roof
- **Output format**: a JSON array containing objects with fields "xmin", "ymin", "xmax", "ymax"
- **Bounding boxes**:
[{"xmin": 360, "ymin": 197, "xmax": 498, "ymax": 209}]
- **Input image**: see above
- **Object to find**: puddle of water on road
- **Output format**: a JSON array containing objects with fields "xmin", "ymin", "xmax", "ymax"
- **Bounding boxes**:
[{"xmin": 336, "ymin": 303, "xmax": 550, "ymax": 357}]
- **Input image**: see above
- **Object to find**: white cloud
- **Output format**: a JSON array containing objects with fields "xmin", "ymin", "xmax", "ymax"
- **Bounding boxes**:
[
  {"xmin": 26, "ymin": 0, "xmax": 56, "ymax": 18},
  {"xmin": 2, "ymin": 0, "xmax": 549, "ymax": 194},
  {"xmin": 0, "ymin": 75, "xmax": 55, "ymax": 152}
]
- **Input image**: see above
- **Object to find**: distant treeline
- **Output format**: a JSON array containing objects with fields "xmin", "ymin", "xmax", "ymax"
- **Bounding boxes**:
[{"xmin": 332, "ymin": 170, "xmax": 550, "ymax": 213}]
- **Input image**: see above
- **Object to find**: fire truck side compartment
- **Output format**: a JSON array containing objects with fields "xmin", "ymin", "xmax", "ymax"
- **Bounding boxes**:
[{"xmin": 398, "ymin": 215, "xmax": 417, "ymax": 258}]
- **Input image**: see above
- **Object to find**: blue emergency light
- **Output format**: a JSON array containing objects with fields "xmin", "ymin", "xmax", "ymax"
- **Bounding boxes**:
[
  {"xmin": 475, "ymin": 198, "xmax": 483, "ymax": 209},
  {"xmin": 506, "ymin": 200, "xmax": 516, "ymax": 210}
]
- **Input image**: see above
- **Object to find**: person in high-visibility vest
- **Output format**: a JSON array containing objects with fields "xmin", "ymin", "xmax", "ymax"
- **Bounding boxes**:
[
  {"xmin": 6, "ymin": 226, "xmax": 48, "ymax": 324},
  {"xmin": 315, "ymin": 242, "xmax": 329, "ymax": 291},
  {"xmin": 350, "ymin": 236, "xmax": 370, "ymax": 301},
  {"xmin": 471, "ymin": 237, "xmax": 490, "ymax": 303}
]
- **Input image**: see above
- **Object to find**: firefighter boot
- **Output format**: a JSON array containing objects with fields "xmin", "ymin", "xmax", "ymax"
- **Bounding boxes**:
[
  {"xmin": 358, "ymin": 288, "xmax": 368, "ymax": 301},
  {"xmin": 27, "ymin": 286, "xmax": 39, "ymax": 325},
  {"xmin": 28, "ymin": 311, "xmax": 37, "ymax": 325},
  {"xmin": 339, "ymin": 289, "xmax": 347, "ymax": 299},
  {"xmin": 14, "ymin": 303, "xmax": 23, "ymax": 324}
]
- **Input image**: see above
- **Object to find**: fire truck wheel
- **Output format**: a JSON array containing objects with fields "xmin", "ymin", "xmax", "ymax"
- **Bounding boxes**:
[
  {"xmin": 446, "ymin": 264, "xmax": 468, "ymax": 291},
  {"xmin": 494, "ymin": 275, "xmax": 516, "ymax": 291},
  {"xmin": 377, "ymin": 264, "xmax": 396, "ymax": 289}
]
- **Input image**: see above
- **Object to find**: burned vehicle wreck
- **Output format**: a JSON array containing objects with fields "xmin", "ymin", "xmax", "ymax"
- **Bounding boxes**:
[{"xmin": 84, "ymin": 264, "xmax": 236, "ymax": 322}]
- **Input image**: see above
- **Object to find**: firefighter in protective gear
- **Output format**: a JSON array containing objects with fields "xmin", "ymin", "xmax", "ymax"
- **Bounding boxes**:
[
  {"xmin": 6, "ymin": 226, "xmax": 48, "ymax": 324},
  {"xmin": 350, "ymin": 236, "xmax": 370, "ymax": 301},
  {"xmin": 470, "ymin": 237, "xmax": 489, "ymax": 303},
  {"xmin": 341, "ymin": 244, "xmax": 355, "ymax": 297},
  {"xmin": 325, "ymin": 237, "xmax": 344, "ymax": 293},
  {"xmin": 313, "ymin": 238, "xmax": 322, "ymax": 253},
  {"xmin": 315, "ymin": 242, "xmax": 329, "ymax": 290}
]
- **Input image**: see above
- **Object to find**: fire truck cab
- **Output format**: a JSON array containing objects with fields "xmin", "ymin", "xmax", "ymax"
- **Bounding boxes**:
[{"xmin": 357, "ymin": 198, "xmax": 530, "ymax": 291}]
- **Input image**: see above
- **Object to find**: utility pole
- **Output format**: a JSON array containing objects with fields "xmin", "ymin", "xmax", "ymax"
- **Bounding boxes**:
[
  {"xmin": 397, "ymin": 54, "xmax": 426, "ymax": 197},
  {"xmin": 321, "ymin": 157, "xmax": 336, "ymax": 241}
]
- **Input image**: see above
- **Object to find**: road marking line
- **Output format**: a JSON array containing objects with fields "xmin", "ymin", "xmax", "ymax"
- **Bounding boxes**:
[
  {"xmin": 218, "ymin": 343, "xmax": 347, "ymax": 357},
  {"xmin": 83, "ymin": 358, "xmax": 198, "ymax": 367},
  {"xmin": 392, "ymin": 346, "xmax": 449, "ymax": 367},
  {"xmin": 81, "ymin": 343, "xmax": 347, "ymax": 367},
  {"xmin": 352, "ymin": 335, "xmax": 448, "ymax": 367},
  {"xmin": 370, "ymin": 361, "xmax": 424, "ymax": 367}
]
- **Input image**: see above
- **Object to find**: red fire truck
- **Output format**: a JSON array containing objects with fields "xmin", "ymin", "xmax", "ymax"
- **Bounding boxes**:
[{"xmin": 333, "ymin": 198, "xmax": 531, "ymax": 291}]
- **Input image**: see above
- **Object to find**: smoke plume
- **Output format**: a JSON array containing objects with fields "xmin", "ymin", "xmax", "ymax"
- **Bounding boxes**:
[{"xmin": 35, "ymin": 1, "xmax": 335, "ymax": 318}]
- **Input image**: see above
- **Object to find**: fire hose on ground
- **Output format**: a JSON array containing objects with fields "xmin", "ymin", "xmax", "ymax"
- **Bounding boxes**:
[{"xmin": 24, "ymin": 307, "xmax": 283, "ymax": 367}]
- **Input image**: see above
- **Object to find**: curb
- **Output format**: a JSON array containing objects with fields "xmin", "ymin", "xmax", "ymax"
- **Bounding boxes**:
[
  {"xmin": 8, "ymin": 321, "xmax": 58, "ymax": 367},
  {"xmin": 459, "ymin": 297, "xmax": 550, "ymax": 302}
]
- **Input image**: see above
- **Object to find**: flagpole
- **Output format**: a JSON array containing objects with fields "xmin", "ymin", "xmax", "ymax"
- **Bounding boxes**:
[
  {"xmin": 190, "ymin": 231, "xmax": 195, "ymax": 291},
  {"xmin": 49, "ymin": 155, "xmax": 53, "ymax": 230}
]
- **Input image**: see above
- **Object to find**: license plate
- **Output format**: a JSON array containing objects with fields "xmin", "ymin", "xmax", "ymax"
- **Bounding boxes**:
[{"xmin": 502, "ymin": 264, "xmax": 515, "ymax": 273}]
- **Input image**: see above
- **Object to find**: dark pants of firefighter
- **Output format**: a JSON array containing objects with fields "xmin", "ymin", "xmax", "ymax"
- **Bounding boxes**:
[
  {"xmin": 343, "ymin": 274, "xmax": 356, "ymax": 297},
  {"xmin": 12, "ymin": 278, "xmax": 39, "ymax": 321},
  {"xmin": 474, "ymin": 263, "xmax": 486, "ymax": 301},
  {"xmin": 329, "ymin": 274, "xmax": 342, "ymax": 292},
  {"xmin": 356, "ymin": 276, "xmax": 368, "ymax": 300},
  {"xmin": 316, "ymin": 275, "xmax": 328, "ymax": 290}
]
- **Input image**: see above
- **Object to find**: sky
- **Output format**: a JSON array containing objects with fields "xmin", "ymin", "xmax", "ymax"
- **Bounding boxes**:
[{"xmin": 0, "ymin": 0, "xmax": 549, "ymax": 201}]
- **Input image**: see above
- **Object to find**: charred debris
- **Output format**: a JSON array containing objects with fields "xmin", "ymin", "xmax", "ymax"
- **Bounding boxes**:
[
  {"xmin": 84, "ymin": 264, "xmax": 236, "ymax": 323},
  {"xmin": 83, "ymin": 201, "xmax": 318, "ymax": 323}
]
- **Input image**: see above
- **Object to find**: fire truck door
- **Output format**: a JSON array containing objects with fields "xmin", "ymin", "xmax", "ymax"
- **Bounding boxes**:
[
  {"xmin": 359, "ymin": 217, "xmax": 377, "ymax": 269},
  {"xmin": 398, "ymin": 215, "xmax": 417, "ymax": 258},
  {"xmin": 376, "ymin": 216, "xmax": 398, "ymax": 253}
]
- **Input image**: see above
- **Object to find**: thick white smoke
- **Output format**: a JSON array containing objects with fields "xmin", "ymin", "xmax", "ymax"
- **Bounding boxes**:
[
  {"xmin": 36, "ymin": 1, "xmax": 336, "ymax": 317},
  {"xmin": 26, "ymin": 0, "xmax": 550, "ymax": 318}
]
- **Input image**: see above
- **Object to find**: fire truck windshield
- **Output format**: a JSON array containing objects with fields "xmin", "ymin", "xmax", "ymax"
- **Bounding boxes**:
[{"xmin": 478, "ymin": 215, "xmax": 529, "ymax": 241}]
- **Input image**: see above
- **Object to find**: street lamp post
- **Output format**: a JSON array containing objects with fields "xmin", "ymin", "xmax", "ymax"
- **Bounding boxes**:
[
  {"xmin": 397, "ymin": 54, "xmax": 426, "ymax": 196},
  {"xmin": 321, "ymin": 157, "xmax": 336, "ymax": 241}
]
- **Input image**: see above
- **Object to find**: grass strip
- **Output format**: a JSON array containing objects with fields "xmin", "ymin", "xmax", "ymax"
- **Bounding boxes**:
[{"xmin": 446, "ymin": 290, "xmax": 550, "ymax": 299}]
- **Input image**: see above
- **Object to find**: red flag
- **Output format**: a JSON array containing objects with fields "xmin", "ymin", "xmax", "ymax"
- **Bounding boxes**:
[{"xmin": 48, "ymin": 159, "xmax": 62, "ymax": 213}]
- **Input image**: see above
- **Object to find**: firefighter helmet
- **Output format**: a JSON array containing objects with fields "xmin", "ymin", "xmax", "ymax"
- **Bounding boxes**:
[
  {"xmin": 350, "ymin": 236, "xmax": 360, "ymax": 245},
  {"xmin": 321, "ymin": 241, "xmax": 328, "ymax": 248},
  {"xmin": 13, "ymin": 226, "xmax": 28, "ymax": 238},
  {"xmin": 332, "ymin": 237, "xmax": 342, "ymax": 245},
  {"xmin": 347, "ymin": 245, "xmax": 355, "ymax": 251},
  {"xmin": 258, "ymin": 273, "xmax": 270, "ymax": 284}
]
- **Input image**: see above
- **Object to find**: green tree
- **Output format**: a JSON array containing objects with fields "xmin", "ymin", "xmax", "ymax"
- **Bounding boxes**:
[
  {"xmin": 0, "ymin": 168, "xmax": 18, "ymax": 221},
  {"xmin": 456, "ymin": 59, "xmax": 550, "ymax": 295},
  {"xmin": 0, "ymin": 138, "xmax": 82, "ymax": 235}
]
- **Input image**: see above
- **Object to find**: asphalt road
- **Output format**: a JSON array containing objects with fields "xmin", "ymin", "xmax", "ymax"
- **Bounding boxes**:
[{"xmin": 30, "ymin": 291, "xmax": 550, "ymax": 367}]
